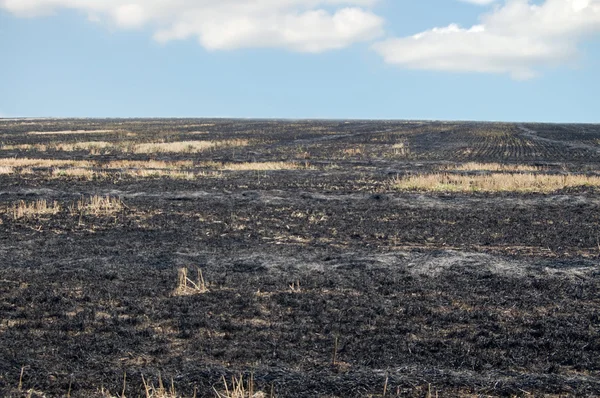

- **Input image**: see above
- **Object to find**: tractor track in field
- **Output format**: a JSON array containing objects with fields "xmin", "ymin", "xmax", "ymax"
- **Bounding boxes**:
[{"xmin": 519, "ymin": 124, "xmax": 600, "ymax": 154}]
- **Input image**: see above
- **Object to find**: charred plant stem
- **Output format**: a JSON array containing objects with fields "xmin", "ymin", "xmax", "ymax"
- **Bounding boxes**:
[{"xmin": 332, "ymin": 334, "xmax": 339, "ymax": 366}]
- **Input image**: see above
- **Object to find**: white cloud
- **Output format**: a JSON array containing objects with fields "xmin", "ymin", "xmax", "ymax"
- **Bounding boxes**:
[
  {"xmin": 112, "ymin": 4, "xmax": 146, "ymax": 29},
  {"xmin": 459, "ymin": 0, "xmax": 497, "ymax": 5},
  {"xmin": 374, "ymin": 0, "xmax": 600, "ymax": 79},
  {"xmin": 0, "ymin": 0, "xmax": 384, "ymax": 52}
]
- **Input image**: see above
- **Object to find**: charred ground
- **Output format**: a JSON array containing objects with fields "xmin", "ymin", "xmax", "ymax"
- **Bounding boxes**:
[{"xmin": 0, "ymin": 119, "xmax": 599, "ymax": 397}]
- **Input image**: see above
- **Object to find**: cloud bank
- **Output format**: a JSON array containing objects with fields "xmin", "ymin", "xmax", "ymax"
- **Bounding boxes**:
[
  {"xmin": 2, "ymin": 0, "xmax": 600, "ymax": 78},
  {"xmin": 373, "ymin": 0, "xmax": 600, "ymax": 79},
  {"xmin": 0, "ymin": 0, "xmax": 384, "ymax": 52}
]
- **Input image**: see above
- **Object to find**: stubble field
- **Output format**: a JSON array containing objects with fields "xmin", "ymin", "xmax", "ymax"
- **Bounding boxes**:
[{"xmin": 0, "ymin": 119, "xmax": 599, "ymax": 397}]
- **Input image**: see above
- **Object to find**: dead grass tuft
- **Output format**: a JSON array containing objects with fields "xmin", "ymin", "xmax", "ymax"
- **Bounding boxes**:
[
  {"xmin": 2, "ymin": 141, "xmax": 116, "ymax": 154},
  {"xmin": 295, "ymin": 151, "xmax": 311, "ymax": 160},
  {"xmin": 104, "ymin": 160, "xmax": 193, "ymax": 170},
  {"xmin": 45, "ymin": 165, "xmax": 195, "ymax": 180},
  {"xmin": 13, "ymin": 368, "xmax": 273, "ymax": 398},
  {"xmin": 51, "ymin": 167, "xmax": 102, "ymax": 180},
  {"xmin": 0, "ymin": 158, "xmax": 94, "ymax": 168},
  {"xmin": 214, "ymin": 374, "xmax": 270, "ymax": 398},
  {"xmin": 28, "ymin": 130, "xmax": 116, "ymax": 135},
  {"xmin": 140, "ymin": 374, "xmax": 180, "ymax": 398},
  {"xmin": 289, "ymin": 281, "xmax": 302, "ymax": 293},
  {"xmin": 54, "ymin": 141, "xmax": 115, "ymax": 153},
  {"xmin": 392, "ymin": 172, "xmax": 600, "ymax": 193},
  {"xmin": 342, "ymin": 147, "xmax": 363, "ymax": 156},
  {"xmin": 174, "ymin": 267, "xmax": 208, "ymax": 296},
  {"xmin": 124, "ymin": 169, "xmax": 195, "ymax": 180},
  {"xmin": 392, "ymin": 142, "xmax": 410, "ymax": 156},
  {"xmin": 0, "ymin": 166, "xmax": 14, "ymax": 174},
  {"xmin": 443, "ymin": 162, "xmax": 542, "ymax": 172},
  {"xmin": 20, "ymin": 167, "xmax": 35, "ymax": 175},
  {"xmin": 11, "ymin": 199, "xmax": 61, "ymax": 219},
  {"xmin": 1, "ymin": 144, "xmax": 42, "ymax": 151},
  {"xmin": 218, "ymin": 162, "xmax": 302, "ymax": 171},
  {"xmin": 2, "ymin": 140, "xmax": 248, "ymax": 155},
  {"xmin": 0, "ymin": 160, "xmax": 203, "ymax": 180},
  {"xmin": 71, "ymin": 195, "xmax": 124, "ymax": 216},
  {"xmin": 100, "ymin": 373, "xmax": 184, "ymax": 398}
]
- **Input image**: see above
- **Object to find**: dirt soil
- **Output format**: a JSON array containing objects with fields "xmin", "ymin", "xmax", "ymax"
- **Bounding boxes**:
[{"xmin": 0, "ymin": 119, "xmax": 599, "ymax": 397}]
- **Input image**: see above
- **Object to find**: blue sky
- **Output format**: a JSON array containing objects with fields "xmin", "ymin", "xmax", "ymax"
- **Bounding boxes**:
[{"xmin": 1, "ymin": 0, "xmax": 599, "ymax": 122}]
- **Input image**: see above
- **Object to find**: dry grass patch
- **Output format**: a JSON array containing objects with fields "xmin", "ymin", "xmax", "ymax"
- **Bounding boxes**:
[
  {"xmin": 0, "ymin": 166, "xmax": 13, "ymax": 174},
  {"xmin": 0, "ymin": 158, "xmax": 94, "ymax": 168},
  {"xmin": 295, "ymin": 150, "xmax": 311, "ymax": 159},
  {"xmin": 11, "ymin": 199, "xmax": 61, "ymax": 219},
  {"xmin": 12, "ymin": 367, "xmax": 274, "ymax": 398},
  {"xmin": 27, "ymin": 129, "xmax": 116, "ymax": 135},
  {"xmin": 97, "ymin": 160, "xmax": 197, "ymax": 178},
  {"xmin": 124, "ymin": 169, "xmax": 195, "ymax": 180},
  {"xmin": 443, "ymin": 162, "xmax": 542, "ymax": 172},
  {"xmin": 392, "ymin": 173, "xmax": 600, "ymax": 193},
  {"xmin": 218, "ymin": 161, "xmax": 303, "ymax": 171},
  {"xmin": 3, "ymin": 161, "xmax": 199, "ymax": 180},
  {"xmin": 98, "ymin": 374, "xmax": 180, "ymax": 398},
  {"xmin": 2, "ymin": 141, "xmax": 117, "ymax": 154},
  {"xmin": 140, "ymin": 375, "xmax": 179, "ymax": 398},
  {"xmin": 51, "ymin": 167, "xmax": 103, "ymax": 180},
  {"xmin": 132, "ymin": 139, "xmax": 248, "ymax": 154},
  {"xmin": 180, "ymin": 123, "xmax": 215, "ymax": 128},
  {"xmin": 214, "ymin": 374, "xmax": 270, "ymax": 398},
  {"xmin": 3, "ymin": 140, "xmax": 249, "ymax": 154},
  {"xmin": 174, "ymin": 267, "xmax": 208, "ymax": 296},
  {"xmin": 104, "ymin": 160, "xmax": 193, "ymax": 170},
  {"xmin": 71, "ymin": 195, "xmax": 124, "ymax": 216},
  {"xmin": 342, "ymin": 147, "xmax": 363, "ymax": 156},
  {"xmin": 185, "ymin": 130, "xmax": 210, "ymax": 135},
  {"xmin": 53, "ymin": 141, "xmax": 116, "ymax": 152},
  {"xmin": 1, "ymin": 139, "xmax": 248, "ymax": 155},
  {"xmin": 392, "ymin": 142, "xmax": 410, "ymax": 156}
]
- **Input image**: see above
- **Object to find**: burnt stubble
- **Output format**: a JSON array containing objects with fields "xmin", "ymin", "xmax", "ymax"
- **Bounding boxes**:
[{"xmin": 0, "ymin": 119, "xmax": 599, "ymax": 397}]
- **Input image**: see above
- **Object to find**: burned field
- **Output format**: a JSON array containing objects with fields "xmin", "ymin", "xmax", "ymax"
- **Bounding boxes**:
[{"xmin": 0, "ymin": 119, "xmax": 599, "ymax": 397}]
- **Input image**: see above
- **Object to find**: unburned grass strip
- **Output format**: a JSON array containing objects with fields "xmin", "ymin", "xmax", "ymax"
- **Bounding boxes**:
[
  {"xmin": 11, "ymin": 199, "xmax": 61, "ymax": 219},
  {"xmin": 0, "ymin": 166, "xmax": 13, "ymax": 174},
  {"xmin": 217, "ymin": 161, "xmax": 304, "ymax": 171},
  {"xmin": 132, "ymin": 139, "xmax": 249, "ymax": 154},
  {"xmin": 69, "ymin": 195, "xmax": 124, "ymax": 218},
  {"xmin": 1, "ymin": 139, "xmax": 249, "ymax": 155},
  {"xmin": 0, "ymin": 158, "xmax": 95, "ymax": 168},
  {"xmin": 27, "ymin": 129, "xmax": 116, "ymax": 135},
  {"xmin": 391, "ymin": 172, "xmax": 600, "ymax": 193},
  {"xmin": 442, "ymin": 162, "xmax": 543, "ymax": 172}
]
